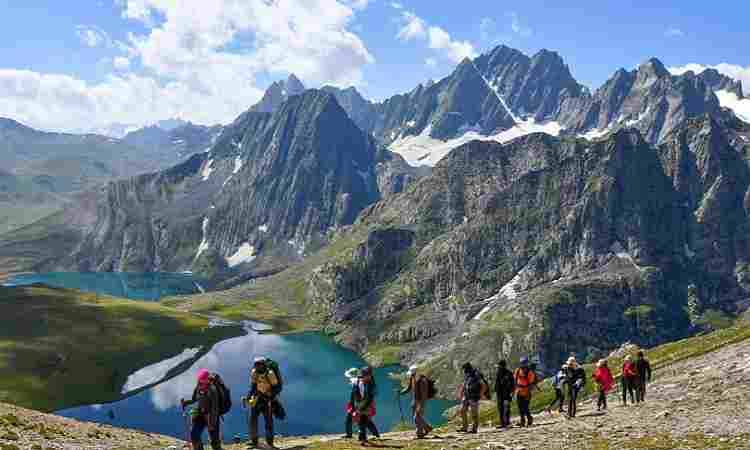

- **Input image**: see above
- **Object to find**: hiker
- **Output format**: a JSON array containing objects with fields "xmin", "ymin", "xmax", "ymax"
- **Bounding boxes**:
[
  {"xmin": 458, "ymin": 363, "xmax": 482, "ymax": 433},
  {"xmin": 513, "ymin": 357, "xmax": 537, "ymax": 427},
  {"xmin": 345, "ymin": 368, "xmax": 380, "ymax": 440},
  {"xmin": 400, "ymin": 365, "xmax": 434, "ymax": 438},
  {"xmin": 635, "ymin": 351, "xmax": 652, "ymax": 403},
  {"xmin": 546, "ymin": 364, "xmax": 567, "ymax": 414},
  {"xmin": 566, "ymin": 357, "xmax": 585, "ymax": 418},
  {"xmin": 180, "ymin": 369, "xmax": 223, "ymax": 450},
  {"xmin": 494, "ymin": 360, "xmax": 515, "ymax": 429},
  {"xmin": 247, "ymin": 356, "xmax": 281, "ymax": 449},
  {"xmin": 592, "ymin": 359, "xmax": 614, "ymax": 411},
  {"xmin": 621, "ymin": 355, "xmax": 638, "ymax": 406},
  {"xmin": 355, "ymin": 366, "xmax": 380, "ymax": 444}
]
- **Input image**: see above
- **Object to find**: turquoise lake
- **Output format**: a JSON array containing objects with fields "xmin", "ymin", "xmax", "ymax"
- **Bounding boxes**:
[
  {"xmin": 4, "ymin": 271, "xmax": 210, "ymax": 301},
  {"xmin": 7, "ymin": 273, "xmax": 454, "ymax": 442}
]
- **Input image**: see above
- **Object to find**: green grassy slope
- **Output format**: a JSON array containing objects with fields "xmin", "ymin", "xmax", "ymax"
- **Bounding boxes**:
[{"xmin": 0, "ymin": 285, "xmax": 240, "ymax": 411}]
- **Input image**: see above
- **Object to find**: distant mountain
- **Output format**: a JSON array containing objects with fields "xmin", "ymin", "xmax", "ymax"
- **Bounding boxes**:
[
  {"xmin": 154, "ymin": 118, "xmax": 189, "ymax": 131},
  {"xmin": 122, "ymin": 122, "xmax": 223, "ymax": 166},
  {"xmin": 250, "ymin": 74, "xmax": 306, "ymax": 113}
]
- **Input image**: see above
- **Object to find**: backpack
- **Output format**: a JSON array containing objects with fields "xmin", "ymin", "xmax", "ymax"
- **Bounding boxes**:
[
  {"xmin": 266, "ymin": 359, "xmax": 284, "ymax": 393},
  {"xmin": 426, "ymin": 377, "xmax": 438, "ymax": 399},
  {"xmin": 210, "ymin": 373, "xmax": 232, "ymax": 416},
  {"xmin": 478, "ymin": 372, "xmax": 492, "ymax": 400}
]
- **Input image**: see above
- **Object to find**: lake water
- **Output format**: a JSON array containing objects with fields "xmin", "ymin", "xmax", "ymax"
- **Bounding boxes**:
[
  {"xmin": 3, "ymin": 272, "xmax": 209, "ymax": 301},
  {"xmin": 58, "ymin": 322, "xmax": 454, "ymax": 443}
]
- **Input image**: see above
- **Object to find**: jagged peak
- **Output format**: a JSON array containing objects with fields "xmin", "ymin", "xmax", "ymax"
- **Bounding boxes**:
[
  {"xmin": 284, "ymin": 74, "xmax": 306, "ymax": 95},
  {"xmin": 637, "ymin": 57, "xmax": 669, "ymax": 78}
]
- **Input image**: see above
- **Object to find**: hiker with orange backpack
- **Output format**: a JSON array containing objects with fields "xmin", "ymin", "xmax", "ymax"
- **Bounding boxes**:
[
  {"xmin": 621, "ymin": 355, "xmax": 638, "ymax": 406},
  {"xmin": 514, "ymin": 357, "xmax": 537, "ymax": 427},
  {"xmin": 592, "ymin": 359, "xmax": 614, "ymax": 411},
  {"xmin": 180, "ymin": 368, "xmax": 228, "ymax": 450}
]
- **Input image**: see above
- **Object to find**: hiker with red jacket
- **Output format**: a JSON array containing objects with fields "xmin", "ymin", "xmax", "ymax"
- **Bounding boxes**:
[
  {"xmin": 592, "ymin": 359, "xmax": 615, "ymax": 411},
  {"xmin": 514, "ymin": 357, "xmax": 537, "ymax": 427},
  {"xmin": 400, "ymin": 365, "xmax": 434, "ymax": 439},
  {"xmin": 181, "ymin": 368, "xmax": 223, "ymax": 450},
  {"xmin": 621, "ymin": 355, "xmax": 638, "ymax": 406}
]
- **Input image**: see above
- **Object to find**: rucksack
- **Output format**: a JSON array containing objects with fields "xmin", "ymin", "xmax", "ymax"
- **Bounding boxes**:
[
  {"xmin": 210, "ymin": 373, "xmax": 232, "ymax": 416},
  {"xmin": 478, "ymin": 371, "xmax": 492, "ymax": 400},
  {"xmin": 426, "ymin": 377, "xmax": 438, "ymax": 399},
  {"xmin": 266, "ymin": 359, "xmax": 283, "ymax": 393}
]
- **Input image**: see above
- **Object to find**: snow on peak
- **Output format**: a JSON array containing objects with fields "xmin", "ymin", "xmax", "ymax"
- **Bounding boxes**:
[
  {"xmin": 474, "ymin": 271, "xmax": 525, "ymax": 321},
  {"xmin": 201, "ymin": 158, "xmax": 214, "ymax": 181},
  {"xmin": 226, "ymin": 242, "xmax": 256, "ymax": 267},
  {"xmin": 233, "ymin": 155, "xmax": 243, "ymax": 174},
  {"xmin": 193, "ymin": 217, "xmax": 210, "ymax": 262},
  {"xmin": 388, "ymin": 119, "xmax": 561, "ymax": 167},
  {"xmin": 716, "ymin": 90, "xmax": 750, "ymax": 123},
  {"xmin": 258, "ymin": 224, "xmax": 269, "ymax": 233}
]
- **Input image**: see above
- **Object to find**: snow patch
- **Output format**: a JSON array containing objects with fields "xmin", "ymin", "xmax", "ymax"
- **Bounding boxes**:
[
  {"xmin": 193, "ymin": 217, "xmax": 210, "ymax": 262},
  {"xmin": 201, "ymin": 159, "xmax": 214, "ymax": 181},
  {"xmin": 258, "ymin": 224, "xmax": 269, "ymax": 233},
  {"xmin": 233, "ymin": 155, "xmax": 243, "ymax": 174},
  {"xmin": 389, "ymin": 119, "xmax": 561, "ymax": 167},
  {"xmin": 716, "ymin": 90, "xmax": 750, "ymax": 123},
  {"xmin": 121, "ymin": 347, "xmax": 202, "ymax": 394},
  {"xmin": 406, "ymin": 120, "xmax": 417, "ymax": 127},
  {"xmin": 474, "ymin": 272, "xmax": 524, "ymax": 321},
  {"xmin": 625, "ymin": 106, "xmax": 651, "ymax": 127},
  {"xmin": 222, "ymin": 175, "xmax": 233, "ymax": 187},
  {"xmin": 581, "ymin": 127, "xmax": 612, "ymax": 140},
  {"xmin": 226, "ymin": 242, "xmax": 256, "ymax": 267}
]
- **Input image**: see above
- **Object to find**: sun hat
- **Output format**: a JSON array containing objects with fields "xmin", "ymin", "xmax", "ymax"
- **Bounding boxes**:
[
  {"xmin": 566, "ymin": 356, "xmax": 577, "ymax": 366},
  {"xmin": 253, "ymin": 356, "xmax": 267, "ymax": 364},
  {"xmin": 407, "ymin": 365, "xmax": 418, "ymax": 376},
  {"xmin": 345, "ymin": 367, "xmax": 361, "ymax": 379}
]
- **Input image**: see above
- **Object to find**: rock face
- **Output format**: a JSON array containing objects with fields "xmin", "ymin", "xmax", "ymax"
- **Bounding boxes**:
[
  {"xmin": 300, "ymin": 115, "xmax": 750, "ymax": 391},
  {"xmin": 250, "ymin": 74, "xmax": 306, "ymax": 113},
  {"xmin": 33, "ymin": 90, "xmax": 382, "ymax": 277},
  {"xmin": 561, "ymin": 59, "xmax": 724, "ymax": 143}
]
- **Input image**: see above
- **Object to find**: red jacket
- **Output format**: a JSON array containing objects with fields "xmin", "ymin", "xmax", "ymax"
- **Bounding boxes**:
[
  {"xmin": 622, "ymin": 362, "xmax": 638, "ymax": 379},
  {"xmin": 593, "ymin": 366, "xmax": 614, "ymax": 392}
]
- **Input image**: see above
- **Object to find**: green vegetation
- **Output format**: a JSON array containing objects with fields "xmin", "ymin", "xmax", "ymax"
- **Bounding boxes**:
[{"xmin": 0, "ymin": 285, "xmax": 241, "ymax": 411}]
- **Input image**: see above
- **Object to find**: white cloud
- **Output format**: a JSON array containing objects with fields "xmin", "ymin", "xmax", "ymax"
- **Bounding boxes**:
[
  {"xmin": 113, "ymin": 56, "xmax": 131, "ymax": 70},
  {"xmin": 0, "ymin": 0, "xmax": 374, "ymax": 132},
  {"xmin": 391, "ymin": 2, "xmax": 403, "ymax": 9},
  {"xmin": 509, "ymin": 12, "xmax": 532, "ymax": 38},
  {"xmin": 668, "ymin": 63, "xmax": 750, "ymax": 93},
  {"xmin": 425, "ymin": 57, "xmax": 437, "ymax": 69},
  {"xmin": 665, "ymin": 28, "xmax": 684, "ymax": 38},
  {"xmin": 397, "ymin": 12, "xmax": 427, "ymax": 40},
  {"xmin": 76, "ymin": 25, "xmax": 110, "ymax": 48},
  {"xmin": 397, "ymin": 11, "xmax": 476, "ymax": 63}
]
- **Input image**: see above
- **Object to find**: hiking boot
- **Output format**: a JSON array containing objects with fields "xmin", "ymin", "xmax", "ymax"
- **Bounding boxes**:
[
  {"xmin": 469, "ymin": 428, "xmax": 478, "ymax": 434},
  {"xmin": 527, "ymin": 416, "xmax": 534, "ymax": 427},
  {"xmin": 456, "ymin": 427, "xmax": 468, "ymax": 433},
  {"xmin": 342, "ymin": 435, "xmax": 353, "ymax": 439}
]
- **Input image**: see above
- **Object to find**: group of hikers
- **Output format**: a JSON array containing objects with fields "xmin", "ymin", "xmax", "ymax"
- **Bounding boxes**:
[{"xmin": 179, "ymin": 351, "xmax": 652, "ymax": 449}]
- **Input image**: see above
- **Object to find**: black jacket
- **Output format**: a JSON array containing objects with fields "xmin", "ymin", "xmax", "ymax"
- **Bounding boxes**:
[
  {"xmin": 463, "ymin": 369, "xmax": 482, "ymax": 401},
  {"xmin": 494, "ymin": 368, "xmax": 515, "ymax": 400},
  {"xmin": 567, "ymin": 367, "xmax": 586, "ymax": 391},
  {"xmin": 636, "ymin": 358, "xmax": 652, "ymax": 382}
]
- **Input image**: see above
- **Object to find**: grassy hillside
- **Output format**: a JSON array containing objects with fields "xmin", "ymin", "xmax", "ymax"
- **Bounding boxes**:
[{"xmin": 0, "ymin": 285, "xmax": 241, "ymax": 412}]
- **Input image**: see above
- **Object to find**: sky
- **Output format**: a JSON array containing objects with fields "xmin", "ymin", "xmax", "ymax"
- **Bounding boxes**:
[{"xmin": 0, "ymin": 0, "xmax": 748, "ymax": 132}]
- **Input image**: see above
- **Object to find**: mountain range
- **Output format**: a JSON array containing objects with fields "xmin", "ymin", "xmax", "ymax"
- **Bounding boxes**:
[{"xmin": 1, "ymin": 43, "xmax": 750, "ymax": 382}]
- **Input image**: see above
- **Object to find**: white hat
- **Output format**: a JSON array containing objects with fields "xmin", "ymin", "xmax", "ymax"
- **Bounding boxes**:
[
  {"xmin": 407, "ymin": 365, "xmax": 418, "ymax": 376},
  {"xmin": 345, "ymin": 367, "xmax": 360, "ymax": 379},
  {"xmin": 254, "ymin": 356, "xmax": 267, "ymax": 364},
  {"xmin": 567, "ymin": 356, "xmax": 577, "ymax": 367}
]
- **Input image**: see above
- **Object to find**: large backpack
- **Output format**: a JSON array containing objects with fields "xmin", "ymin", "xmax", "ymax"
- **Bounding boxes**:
[
  {"xmin": 210, "ymin": 373, "xmax": 232, "ymax": 416},
  {"xmin": 266, "ymin": 359, "xmax": 284, "ymax": 393},
  {"xmin": 478, "ymin": 371, "xmax": 492, "ymax": 400},
  {"xmin": 426, "ymin": 377, "xmax": 438, "ymax": 399}
]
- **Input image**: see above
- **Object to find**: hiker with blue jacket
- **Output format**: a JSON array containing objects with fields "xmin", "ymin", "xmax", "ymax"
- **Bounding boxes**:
[{"xmin": 546, "ymin": 364, "xmax": 568, "ymax": 414}]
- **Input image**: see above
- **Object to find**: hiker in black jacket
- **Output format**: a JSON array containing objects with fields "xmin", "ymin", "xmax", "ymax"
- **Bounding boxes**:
[
  {"xmin": 635, "ymin": 351, "xmax": 652, "ymax": 403},
  {"xmin": 181, "ymin": 369, "xmax": 222, "ymax": 450},
  {"xmin": 565, "ymin": 357, "xmax": 586, "ymax": 418},
  {"xmin": 458, "ymin": 363, "xmax": 482, "ymax": 433},
  {"xmin": 494, "ymin": 360, "xmax": 514, "ymax": 429}
]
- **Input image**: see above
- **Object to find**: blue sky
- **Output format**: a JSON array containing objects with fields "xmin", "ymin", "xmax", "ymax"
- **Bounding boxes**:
[{"xmin": 0, "ymin": 0, "xmax": 748, "ymax": 132}]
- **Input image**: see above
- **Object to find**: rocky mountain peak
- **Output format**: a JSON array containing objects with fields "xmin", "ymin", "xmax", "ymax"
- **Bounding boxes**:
[
  {"xmin": 284, "ymin": 73, "xmax": 306, "ymax": 96},
  {"xmin": 251, "ymin": 75, "xmax": 308, "ymax": 113},
  {"xmin": 696, "ymin": 68, "xmax": 744, "ymax": 98}
]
